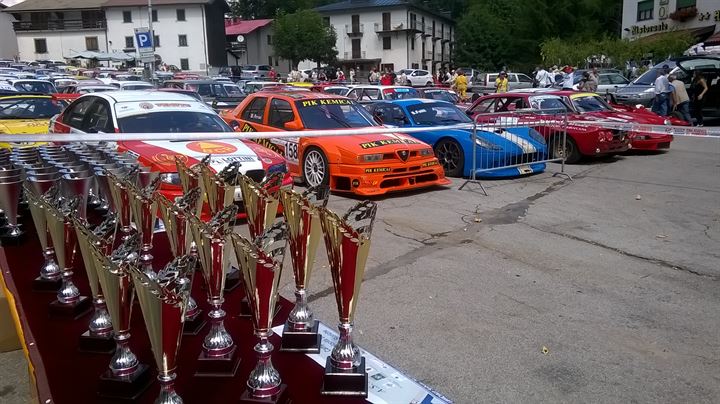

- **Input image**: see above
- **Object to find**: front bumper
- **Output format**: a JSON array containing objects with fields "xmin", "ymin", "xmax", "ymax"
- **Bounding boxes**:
[
  {"xmin": 629, "ymin": 134, "xmax": 673, "ymax": 150},
  {"xmin": 329, "ymin": 160, "xmax": 450, "ymax": 196},
  {"xmin": 615, "ymin": 93, "xmax": 654, "ymax": 107}
]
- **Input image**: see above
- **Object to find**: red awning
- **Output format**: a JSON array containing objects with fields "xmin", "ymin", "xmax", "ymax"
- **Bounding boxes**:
[{"xmin": 225, "ymin": 19, "xmax": 273, "ymax": 36}]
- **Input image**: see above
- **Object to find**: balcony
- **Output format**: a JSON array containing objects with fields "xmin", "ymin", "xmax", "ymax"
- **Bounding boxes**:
[
  {"xmin": 13, "ymin": 19, "xmax": 106, "ymax": 32},
  {"xmin": 374, "ymin": 21, "xmax": 422, "ymax": 34},
  {"xmin": 422, "ymin": 25, "xmax": 432, "ymax": 37},
  {"xmin": 345, "ymin": 24, "xmax": 364, "ymax": 37},
  {"xmin": 343, "ymin": 51, "xmax": 367, "ymax": 60},
  {"xmin": 422, "ymin": 50, "xmax": 433, "ymax": 61}
]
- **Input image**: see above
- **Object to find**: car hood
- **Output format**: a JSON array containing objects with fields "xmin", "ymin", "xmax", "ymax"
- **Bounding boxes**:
[
  {"xmin": 119, "ymin": 138, "xmax": 268, "ymax": 173},
  {"xmin": 442, "ymin": 127, "xmax": 544, "ymax": 153},
  {"xmin": 0, "ymin": 119, "xmax": 50, "ymax": 134},
  {"xmin": 615, "ymin": 84, "xmax": 652, "ymax": 95},
  {"xmin": 579, "ymin": 111, "xmax": 664, "ymax": 124},
  {"xmin": 333, "ymin": 132, "xmax": 431, "ymax": 154}
]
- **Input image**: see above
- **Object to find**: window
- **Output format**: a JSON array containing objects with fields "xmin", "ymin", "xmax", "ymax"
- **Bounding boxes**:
[
  {"xmin": 152, "ymin": 9, "xmax": 157, "ymax": 22},
  {"xmin": 241, "ymin": 97, "xmax": 268, "ymax": 123},
  {"xmin": 85, "ymin": 36, "xmax": 99, "ymax": 51},
  {"xmin": 268, "ymin": 56, "xmax": 273, "ymax": 66},
  {"xmin": 178, "ymin": 35, "xmax": 188, "ymax": 47},
  {"xmin": 268, "ymin": 98, "xmax": 295, "ymax": 128},
  {"xmin": 410, "ymin": 13, "xmax": 416, "ymax": 29},
  {"xmin": 154, "ymin": 35, "xmax": 160, "ymax": 47},
  {"xmin": 383, "ymin": 36, "xmax": 391, "ymax": 50},
  {"xmin": 84, "ymin": 101, "xmax": 112, "ymax": 133},
  {"xmin": 382, "ymin": 12, "xmax": 390, "ymax": 31},
  {"xmin": 34, "ymin": 39, "xmax": 47, "ymax": 54},
  {"xmin": 267, "ymin": 35, "xmax": 272, "ymax": 45},
  {"xmin": 517, "ymin": 74, "xmax": 533, "ymax": 83},
  {"xmin": 351, "ymin": 14, "xmax": 360, "ymax": 32},
  {"xmin": 176, "ymin": 9, "xmax": 185, "ymax": 21},
  {"xmin": 637, "ymin": 0, "xmax": 653, "ymax": 21},
  {"xmin": 180, "ymin": 58, "xmax": 189, "ymax": 70},
  {"xmin": 125, "ymin": 36, "xmax": 134, "ymax": 49},
  {"xmin": 322, "ymin": 17, "xmax": 330, "ymax": 26},
  {"xmin": 62, "ymin": 98, "xmax": 95, "ymax": 129},
  {"xmin": 352, "ymin": 39, "xmax": 361, "ymax": 59},
  {"xmin": 122, "ymin": 10, "xmax": 132, "ymax": 23},
  {"xmin": 469, "ymin": 98, "xmax": 496, "ymax": 114},
  {"xmin": 676, "ymin": 0, "xmax": 696, "ymax": 11},
  {"xmin": 411, "ymin": 36, "xmax": 415, "ymax": 50},
  {"xmin": 411, "ymin": 63, "xmax": 419, "ymax": 69}
]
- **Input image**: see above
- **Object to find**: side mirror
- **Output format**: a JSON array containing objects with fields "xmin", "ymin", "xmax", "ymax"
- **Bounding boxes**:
[
  {"xmin": 229, "ymin": 120, "xmax": 240, "ymax": 130},
  {"xmin": 283, "ymin": 120, "xmax": 302, "ymax": 131}
]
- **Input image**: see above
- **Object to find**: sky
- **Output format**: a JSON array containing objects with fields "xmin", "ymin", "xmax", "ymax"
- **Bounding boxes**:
[{"xmin": 1, "ymin": 0, "xmax": 25, "ymax": 6}]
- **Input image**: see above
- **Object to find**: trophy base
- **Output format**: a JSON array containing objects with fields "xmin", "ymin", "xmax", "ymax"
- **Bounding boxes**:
[
  {"xmin": 239, "ymin": 384, "xmax": 289, "ymax": 403},
  {"xmin": 239, "ymin": 298, "xmax": 281, "ymax": 319},
  {"xmin": 0, "ymin": 231, "xmax": 25, "ymax": 246},
  {"xmin": 225, "ymin": 270, "xmax": 241, "ymax": 292},
  {"xmin": 97, "ymin": 363, "xmax": 152, "ymax": 400},
  {"xmin": 183, "ymin": 310, "xmax": 207, "ymax": 336},
  {"xmin": 49, "ymin": 296, "xmax": 92, "ymax": 320},
  {"xmin": 79, "ymin": 330, "xmax": 115, "ymax": 354},
  {"xmin": 280, "ymin": 321, "xmax": 321, "ymax": 353},
  {"xmin": 32, "ymin": 276, "xmax": 62, "ymax": 292},
  {"xmin": 195, "ymin": 345, "xmax": 241, "ymax": 377},
  {"xmin": 321, "ymin": 357, "xmax": 368, "ymax": 398}
]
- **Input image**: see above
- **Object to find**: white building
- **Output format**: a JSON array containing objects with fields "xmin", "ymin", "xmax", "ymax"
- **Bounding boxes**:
[
  {"xmin": 621, "ymin": 0, "xmax": 720, "ymax": 46},
  {"xmin": 3, "ymin": 0, "xmax": 229, "ymax": 71},
  {"xmin": 225, "ymin": 18, "xmax": 290, "ymax": 74},
  {"xmin": 312, "ymin": 0, "xmax": 454, "ymax": 75},
  {"xmin": 0, "ymin": 3, "xmax": 18, "ymax": 60}
]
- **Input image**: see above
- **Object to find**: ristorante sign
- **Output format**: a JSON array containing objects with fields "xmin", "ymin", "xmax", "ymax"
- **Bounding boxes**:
[{"xmin": 630, "ymin": 22, "xmax": 669, "ymax": 35}]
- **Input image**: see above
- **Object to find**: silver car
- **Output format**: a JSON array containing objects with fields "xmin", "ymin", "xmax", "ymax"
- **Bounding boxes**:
[{"xmin": 240, "ymin": 64, "xmax": 272, "ymax": 80}]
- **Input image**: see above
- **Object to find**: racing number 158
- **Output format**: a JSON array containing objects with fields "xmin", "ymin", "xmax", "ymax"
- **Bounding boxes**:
[{"xmin": 286, "ymin": 142, "xmax": 298, "ymax": 163}]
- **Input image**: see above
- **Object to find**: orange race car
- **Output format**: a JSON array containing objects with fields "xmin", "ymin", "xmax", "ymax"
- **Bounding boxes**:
[{"xmin": 220, "ymin": 91, "xmax": 450, "ymax": 195}]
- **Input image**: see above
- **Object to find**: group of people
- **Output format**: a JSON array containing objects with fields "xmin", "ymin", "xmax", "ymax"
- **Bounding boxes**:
[
  {"xmin": 652, "ymin": 65, "xmax": 708, "ymax": 126},
  {"xmin": 533, "ymin": 65, "xmax": 599, "ymax": 92},
  {"xmin": 286, "ymin": 67, "xmax": 357, "ymax": 83}
]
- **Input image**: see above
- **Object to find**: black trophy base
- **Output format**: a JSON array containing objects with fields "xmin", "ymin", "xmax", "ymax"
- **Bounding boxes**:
[
  {"xmin": 79, "ymin": 330, "xmax": 116, "ymax": 354},
  {"xmin": 280, "ymin": 321, "xmax": 321, "ymax": 353},
  {"xmin": 32, "ymin": 276, "xmax": 62, "ymax": 292},
  {"xmin": 0, "ymin": 231, "xmax": 25, "ymax": 246},
  {"xmin": 97, "ymin": 363, "xmax": 152, "ymax": 400},
  {"xmin": 195, "ymin": 345, "xmax": 241, "ymax": 377},
  {"xmin": 183, "ymin": 310, "xmax": 207, "ymax": 336},
  {"xmin": 239, "ymin": 384, "xmax": 289, "ymax": 403},
  {"xmin": 321, "ymin": 357, "xmax": 368, "ymax": 398},
  {"xmin": 49, "ymin": 296, "xmax": 92, "ymax": 320},
  {"xmin": 239, "ymin": 298, "xmax": 281, "ymax": 319},
  {"xmin": 225, "ymin": 270, "xmax": 241, "ymax": 292}
]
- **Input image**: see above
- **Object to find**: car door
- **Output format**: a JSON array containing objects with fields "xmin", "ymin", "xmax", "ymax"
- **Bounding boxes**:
[
  {"xmin": 515, "ymin": 73, "xmax": 534, "ymax": 89},
  {"xmin": 51, "ymin": 96, "xmax": 96, "ymax": 133},
  {"xmin": 82, "ymin": 98, "xmax": 115, "ymax": 133},
  {"xmin": 266, "ymin": 97, "xmax": 300, "ymax": 170}
]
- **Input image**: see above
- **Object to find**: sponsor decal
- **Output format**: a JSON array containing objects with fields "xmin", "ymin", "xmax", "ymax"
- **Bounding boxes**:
[
  {"xmin": 139, "ymin": 102, "xmax": 154, "ymax": 109},
  {"xmin": 152, "ymin": 152, "xmax": 186, "ymax": 165},
  {"xmin": 186, "ymin": 141, "xmax": 238, "ymax": 154},
  {"xmin": 154, "ymin": 103, "xmax": 191, "ymax": 108},
  {"xmin": 359, "ymin": 138, "xmax": 419, "ymax": 149},
  {"xmin": 253, "ymin": 137, "xmax": 283, "ymax": 154},
  {"xmin": 298, "ymin": 98, "xmax": 352, "ymax": 107},
  {"xmin": 421, "ymin": 160, "xmax": 439, "ymax": 167},
  {"xmin": 241, "ymin": 123, "xmax": 256, "ymax": 132},
  {"xmin": 364, "ymin": 167, "xmax": 391, "ymax": 173}
]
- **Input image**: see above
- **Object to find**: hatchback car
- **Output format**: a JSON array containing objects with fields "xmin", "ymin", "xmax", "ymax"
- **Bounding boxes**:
[
  {"xmin": 345, "ymin": 86, "xmax": 421, "ymax": 103},
  {"xmin": 241, "ymin": 64, "xmax": 273, "ymax": 80},
  {"xmin": 397, "ymin": 69, "xmax": 434, "ymax": 87}
]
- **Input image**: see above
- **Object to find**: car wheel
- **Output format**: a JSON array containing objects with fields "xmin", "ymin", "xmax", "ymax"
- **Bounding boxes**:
[
  {"xmin": 302, "ymin": 147, "xmax": 329, "ymax": 187},
  {"xmin": 551, "ymin": 136, "xmax": 581, "ymax": 164},
  {"xmin": 426, "ymin": 81, "xmax": 433, "ymax": 87},
  {"xmin": 434, "ymin": 139, "xmax": 464, "ymax": 177}
]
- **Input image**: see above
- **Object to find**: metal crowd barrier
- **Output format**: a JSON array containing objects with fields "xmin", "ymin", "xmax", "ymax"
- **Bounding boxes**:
[{"xmin": 460, "ymin": 109, "xmax": 572, "ymax": 195}]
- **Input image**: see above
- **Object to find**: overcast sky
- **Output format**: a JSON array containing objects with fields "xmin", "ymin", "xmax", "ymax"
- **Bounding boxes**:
[{"xmin": 1, "ymin": 0, "xmax": 25, "ymax": 6}]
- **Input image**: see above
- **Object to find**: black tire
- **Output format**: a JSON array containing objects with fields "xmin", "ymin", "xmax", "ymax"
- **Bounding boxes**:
[
  {"xmin": 426, "ymin": 81, "xmax": 433, "ymax": 87},
  {"xmin": 551, "ymin": 135, "xmax": 581, "ymax": 164},
  {"xmin": 434, "ymin": 139, "xmax": 464, "ymax": 177},
  {"xmin": 302, "ymin": 147, "xmax": 330, "ymax": 187}
]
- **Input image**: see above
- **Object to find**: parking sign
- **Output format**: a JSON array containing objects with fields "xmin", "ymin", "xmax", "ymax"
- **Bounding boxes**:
[{"xmin": 134, "ymin": 28, "xmax": 154, "ymax": 51}]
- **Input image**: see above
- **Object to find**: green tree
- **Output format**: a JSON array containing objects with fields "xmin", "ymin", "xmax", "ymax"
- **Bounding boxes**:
[
  {"xmin": 228, "ymin": 0, "xmax": 315, "ymax": 19},
  {"xmin": 273, "ymin": 10, "xmax": 338, "ymax": 68}
]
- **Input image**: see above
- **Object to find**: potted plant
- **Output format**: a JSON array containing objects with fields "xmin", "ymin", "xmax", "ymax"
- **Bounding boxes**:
[{"xmin": 669, "ymin": 6, "xmax": 698, "ymax": 22}]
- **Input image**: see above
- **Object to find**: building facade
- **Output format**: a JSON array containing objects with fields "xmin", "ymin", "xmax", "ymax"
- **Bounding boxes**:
[
  {"xmin": 621, "ymin": 0, "xmax": 719, "ymax": 41},
  {"xmin": 313, "ymin": 0, "xmax": 454, "ymax": 74},
  {"xmin": 225, "ymin": 18, "xmax": 290, "ymax": 73},
  {"xmin": 0, "ymin": 3, "xmax": 18, "ymax": 60},
  {"xmin": 3, "ymin": 0, "xmax": 228, "ymax": 71}
]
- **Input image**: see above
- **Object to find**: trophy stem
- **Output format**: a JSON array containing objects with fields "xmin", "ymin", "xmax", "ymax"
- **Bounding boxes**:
[
  {"xmin": 185, "ymin": 296, "xmax": 199, "ymax": 319},
  {"xmin": 156, "ymin": 372, "xmax": 182, "ymax": 404},
  {"xmin": 120, "ymin": 225, "xmax": 133, "ymax": 241},
  {"xmin": 246, "ymin": 337, "xmax": 281, "ymax": 398},
  {"xmin": 40, "ymin": 247, "xmax": 61, "ymax": 281},
  {"xmin": 57, "ymin": 269, "xmax": 80, "ymax": 304},
  {"xmin": 89, "ymin": 297, "xmax": 113, "ymax": 336},
  {"xmin": 288, "ymin": 289, "xmax": 313, "ymax": 330},
  {"xmin": 140, "ymin": 248, "xmax": 154, "ymax": 277},
  {"xmin": 202, "ymin": 305, "xmax": 233, "ymax": 356},
  {"xmin": 109, "ymin": 332, "xmax": 139, "ymax": 376},
  {"xmin": 331, "ymin": 322, "xmax": 360, "ymax": 370}
]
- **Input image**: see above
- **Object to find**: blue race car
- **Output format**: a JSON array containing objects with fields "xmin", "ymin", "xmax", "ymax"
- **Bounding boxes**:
[{"xmin": 364, "ymin": 99, "xmax": 547, "ymax": 178}]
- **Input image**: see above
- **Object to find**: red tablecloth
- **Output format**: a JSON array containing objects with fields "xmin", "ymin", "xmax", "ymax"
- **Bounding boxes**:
[{"xmin": 0, "ymin": 213, "xmax": 368, "ymax": 404}]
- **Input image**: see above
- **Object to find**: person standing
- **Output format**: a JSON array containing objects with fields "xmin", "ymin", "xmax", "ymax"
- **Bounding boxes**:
[
  {"xmin": 535, "ymin": 66, "xmax": 552, "ymax": 88},
  {"xmin": 577, "ymin": 71, "xmax": 592, "ymax": 91},
  {"xmin": 336, "ymin": 68, "xmax": 345, "ymax": 82},
  {"xmin": 349, "ymin": 68, "xmax": 356, "ymax": 84},
  {"xmin": 268, "ymin": 67, "xmax": 277, "ymax": 81},
  {"xmin": 669, "ymin": 74, "xmax": 691, "ymax": 123},
  {"xmin": 691, "ymin": 70, "xmax": 708, "ymax": 126},
  {"xmin": 495, "ymin": 71, "xmax": 509, "ymax": 93},
  {"xmin": 587, "ymin": 66, "xmax": 599, "ymax": 92},
  {"xmin": 561, "ymin": 66, "xmax": 574, "ymax": 90},
  {"xmin": 455, "ymin": 70, "xmax": 468, "ymax": 101},
  {"xmin": 652, "ymin": 65, "xmax": 671, "ymax": 116}
]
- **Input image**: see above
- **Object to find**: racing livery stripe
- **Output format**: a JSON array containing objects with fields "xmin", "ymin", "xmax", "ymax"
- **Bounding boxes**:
[
  {"xmin": 495, "ymin": 130, "xmax": 537, "ymax": 154},
  {"xmin": 141, "ymin": 140, "xmax": 263, "ymax": 172}
]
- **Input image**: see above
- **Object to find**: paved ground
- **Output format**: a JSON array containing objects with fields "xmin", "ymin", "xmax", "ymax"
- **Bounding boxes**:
[{"xmin": 1, "ymin": 137, "xmax": 719, "ymax": 403}]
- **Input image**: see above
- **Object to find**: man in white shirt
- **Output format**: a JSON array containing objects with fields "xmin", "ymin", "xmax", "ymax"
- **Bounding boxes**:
[
  {"xmin": 535, "ymin": 66, "xmax": 552, "ymax": 88},
  {"xmin": 652, "ymin": 65, "xmax": 671, "ymax": 116}
]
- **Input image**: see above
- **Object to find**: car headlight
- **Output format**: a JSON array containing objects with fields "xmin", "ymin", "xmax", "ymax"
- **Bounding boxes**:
[
  {"xmin": 160, "ymin": 172, "xmax": 181, "ymax": 185},
  {"xmin": 527, "ymin": 129, "xmax": 547, "ymax": 145},
  {"xmin": 474, "ymin": 136, "xmax": 501, "ymax": 150},
  {"xmin": 419, "ymin": 148, "xmax": 433, "ymax": 156},
  {"xmin": 267, "ymin": 162, "xmax": 287, "ymax": 175},
  {"xmin": 359, "ymin": 153, "xmax": 383, "ymax": 162}
]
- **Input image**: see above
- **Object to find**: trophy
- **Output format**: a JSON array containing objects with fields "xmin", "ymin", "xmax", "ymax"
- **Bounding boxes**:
[
  {"xmin": 24, "ymin": 182, "xmax": 62, "ymax": 291},
  {"xmin": 189, "ymin": 205, "xmax": 240, "ymax": 377},
  {"xmin": 199, "ymin": 162, "xmax": 241, "ymax": 216},
  {"xmin": 74, "ymin": 215, "xmax": 117, "ymax": 353},
  {"xmin": 105, "ymin": 166, "xmax": 139, "ymax": 240},
  {"xmin": 156, "ymin": 189, "xmax": 206, "ymax": 335},
  {"xmin": 176, "ymin": 155, "xmax": 210, "ymax": 217},
  {"xmin": 237, "ymin": 173, "xmax": 283, "ymax": 240},
  {"xmin": 61, "ymin": 171, "xmax": 93, "ymax": 221},
  {"xmin": 45, "ymin": 196, "xmax": 92, "ymax": 318},
  {"xmin": 128, "ymin": 175, "xmax": 160, "ymax": 277},
  {"xmin": 130, "ymin": 255, "xmax": 195, "ymax": 404},
  {"xmin": 92, "ymin": 234, "xmax": 152, "ymax": 399},
  {"xmin": 0, "ymin": 173, "xmax": 23, "ymax": 244},
  {"xmin": 231, "ymin": 222, "xmax": 289, "ymax": 403},
  {"xmin": 278, "ymin": 186, "xmax": 329, "ymax": 353},
  {"xmin": 318, "ymin": 201, "xmax": 377, "ymax": 397}
]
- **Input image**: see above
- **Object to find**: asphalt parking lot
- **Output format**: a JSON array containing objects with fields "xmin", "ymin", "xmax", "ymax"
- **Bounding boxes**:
[{"xmin": 1, "ymin": 137, "xmax": 719, "ymax": 403}]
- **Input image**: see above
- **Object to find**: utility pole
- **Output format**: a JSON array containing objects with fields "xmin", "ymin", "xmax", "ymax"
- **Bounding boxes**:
[{"xmin": 147, "ymin": 0, "xmax": 155, "ymax": 82}]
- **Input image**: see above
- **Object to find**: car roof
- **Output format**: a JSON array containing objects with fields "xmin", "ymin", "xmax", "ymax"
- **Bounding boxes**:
[
  {"xmin": 0, "ymin": 94, "xmax": 51, "ymax": 100},
  {"xmin": 379, "ymin": 98, "xmax": 453, "ymax": 106},
  {"xmin": 11, "ymin": 79, "xmax": 52, "ymax": 83},
  {"xmin": 351, "ymin": 85, "xmax": 416, "ymax": 90},
  {"xmin": 250, "ymin": 91, "xmax": 351, "ymax": 101},
  {"xmin": 83, "ymin": 91, "xmax": 198, "ymax": 103}
]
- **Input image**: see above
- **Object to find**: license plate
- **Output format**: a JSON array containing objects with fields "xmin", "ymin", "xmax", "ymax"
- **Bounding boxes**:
[
  {"xmin": 517, "ymin": 165, "xmax": 533, "ymax": 174},
  {"xmin": 234, "ymin": 187, "xmax": 243, "ymax": 202}
]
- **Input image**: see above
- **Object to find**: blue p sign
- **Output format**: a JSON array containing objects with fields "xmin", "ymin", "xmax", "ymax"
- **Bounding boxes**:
[{"xmin": 135, "ymin": 31, "xmax": 153, "ymax": 49}]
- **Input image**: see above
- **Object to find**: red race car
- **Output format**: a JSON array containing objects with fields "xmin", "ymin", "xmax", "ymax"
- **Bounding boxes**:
[{"xmin": 468, "ymin": 93, "xmax": 630, "ymax": 163}]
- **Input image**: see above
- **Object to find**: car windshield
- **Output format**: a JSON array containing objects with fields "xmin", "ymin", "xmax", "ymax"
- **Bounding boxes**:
[
  {"xmin": 407, "ymin": 102, "xmax": 472, "ymax": 125},
  {"xmin": 295, "ymin": 99, "xmax": 376, "ymax": 129},
  {"xmin": 189, "ymin": 83, "xmax": 228, "ymax": 97},
  {"xmin": 13, "ymin": 81, "xmax": 56, "ymax": 94},
  {"xmin": 571, "ymin": 95, "xmax": 612, "ymax": 112},
  {"xmin": 528, "ymin": 96, "xmax": 569, "ymax": 113},
  {"xmin": 382, "ymin": 88, "xmax": 420, "ymax": 100},
  {"xmin": 123, "ymin": 84, "xmax": 153, "ymax": 90},
  {"xmin": 223, "ymin": 84, "xmax": 243, "ymax": 96},
  {"xmin": 117, "ymin": 111, "xmax": 232, "ymax": 133},
  {"xmin": 423, "ymin": 90, "xmax": 459, "ymax": 103},
  {"xmin": 0, "ymin": 97, "xmax": 64, "ymax": 119},
  {"xmin": 241, "ymin": 65, "xmax": 257, "ymax": 71}
]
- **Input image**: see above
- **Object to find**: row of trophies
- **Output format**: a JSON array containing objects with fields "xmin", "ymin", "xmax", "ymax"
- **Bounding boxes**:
[{"xmin": 0, "ymin": 144, "xmax": 378, "ymax": 403}]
